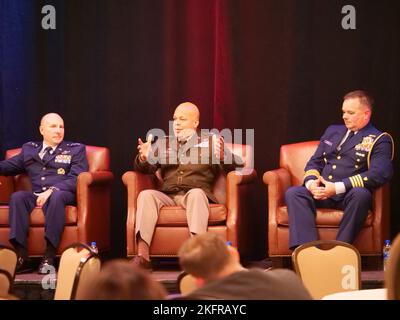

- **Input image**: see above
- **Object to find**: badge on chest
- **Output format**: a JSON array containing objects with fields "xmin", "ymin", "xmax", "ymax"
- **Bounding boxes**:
[
  {"xmin": 355, "ymin": 136, "xmax": 374, "ymax": 152},
  {"xmin": 55, "ymin": 154, "xmax": 72, "ymax": 164}
]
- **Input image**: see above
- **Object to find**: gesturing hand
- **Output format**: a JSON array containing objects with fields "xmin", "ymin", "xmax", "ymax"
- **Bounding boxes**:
[
  {"xmin": 212, "ymin": 134, "xmax": 225, "ymax": 160},
  {"xmin": 137, "ymin": 134, "xmax": 153, "ymax": 162}
]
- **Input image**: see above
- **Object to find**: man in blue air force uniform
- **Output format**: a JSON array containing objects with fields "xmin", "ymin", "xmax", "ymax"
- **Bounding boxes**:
[
  {"xmin": 0, "ymin": 113, "xmax": 88, "ymax": 273},
  {"xmin": 286, "ymin": 90, "xmax": 394, "ymax": 249}
]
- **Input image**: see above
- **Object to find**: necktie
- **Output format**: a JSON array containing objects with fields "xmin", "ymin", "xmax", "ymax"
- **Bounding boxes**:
[
  {"xmin": 337, "ymin": 131, "xmax": 355, "ymax": 151},
  {"xmin": 42, "ymin": 146, "xmax": 53, "ymax": 162}
]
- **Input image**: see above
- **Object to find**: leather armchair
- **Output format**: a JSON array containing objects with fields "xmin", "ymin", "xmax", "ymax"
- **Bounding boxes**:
[
  {"xmin": 0, "ymin": 146, "xmax": 113, "ymax": 256},
  {"xmin": 123, "ymin": 143, "xmax": 256, "ymax": 258},
  {"xmin": 263, "ymin": 141, "xmax": 390, "ymax": 257}
]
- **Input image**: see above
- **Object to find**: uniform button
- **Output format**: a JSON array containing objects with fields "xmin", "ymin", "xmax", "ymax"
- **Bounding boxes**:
[
  {"xmin": 323, "ymin": 152, "xmax": 326, "ymax": 155},
  {"xmin": 363, "ymin": 177, "xmax": 368, "ymax": 181},
  {"xmin": 42, "ymin": 167, "xmax": 46, "ymax": 170},
  {"xmin": 328, "ymin": 175, "xmax": 333, "ymax": 180},
  {"xmin": 332, "ymin": 165, "xmax": 336, "ymax": 169},
  {"xmin": 41, "ymin": 177, "xmax": 45, "ymax": 180},
  {"xmin": 357, "ymin": 159, "xmax": 360, "ymax": 162},
  {"xmin": 42, "ymin": 187, "xmax": 47, "ymax": 191},
  {"xmin": 355, "ymin": 165, "xmax": 359, "ymax": 169},
  {"xmin": 337, "ymin": 156, "xmax": 341, "ymax": 160}
]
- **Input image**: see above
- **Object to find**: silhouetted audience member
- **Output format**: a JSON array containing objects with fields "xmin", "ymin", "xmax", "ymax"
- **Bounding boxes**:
[
  {"xmin": 178, "ymin": 233, "xmax": 312, "ymax": 300},
  {"xmin": 79, "ymin": 259, "xmax": 167, "ymax": 300}
]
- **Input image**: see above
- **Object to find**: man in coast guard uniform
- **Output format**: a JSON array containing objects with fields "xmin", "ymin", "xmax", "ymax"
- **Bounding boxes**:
[
  {"xmin": 0, "ymin": 113, "xmax": 88, "ymax": 273},
  {"xmin": 131, "ymin": 102, "xmax": 244, "ymax": 269},
  {"xmin": 286, "ymin": 90, "xmax": 394, "ymax": 249}
]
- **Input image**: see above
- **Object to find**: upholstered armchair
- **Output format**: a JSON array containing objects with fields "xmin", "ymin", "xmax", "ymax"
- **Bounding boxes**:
[
  {"xmin": 263, "ymin": 141, "xmax": 390, "ymax": 257},
  {"xmin": 0, "ymin": 146, "xmax": 113, "ymax": 256},
  {"xmin": 123, "ymin": 143, "xmax": 256, "ymax": 258}
]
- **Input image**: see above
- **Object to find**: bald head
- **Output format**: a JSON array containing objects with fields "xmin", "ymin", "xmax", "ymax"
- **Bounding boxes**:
[
  {"xmin": 173, "ymin": 102, "xmax": 200, "ymax": 139},
  {"xmin": 39, "ymin": 113, "xmax": 65, "ymax": 147},
  {"xmin": 40, "ymin": 113, "xmax": 64, "ymax": 126},
  {"xmin": 175, "ymin": 102, "xmax": 200, "ymax": 121}
]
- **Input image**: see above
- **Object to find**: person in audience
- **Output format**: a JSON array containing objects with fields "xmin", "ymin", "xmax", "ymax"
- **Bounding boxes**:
[
  {"xmin": 0, "ymin": 113, "xmax": 88, "ymax": 274},
  {"xmin": 178, "ymin": 232, "xmax": 312, "ymax": 299},
  {"xmin": 131, "ymin": 102, "xmax": 244, "ymax": 269},
  {"xmin": 79, "ymin": 259, "xmax": 167, "ymax": 300},
  {"xmin": 285, "ymin": 90, "xmax": 394, "ymax": 250}
]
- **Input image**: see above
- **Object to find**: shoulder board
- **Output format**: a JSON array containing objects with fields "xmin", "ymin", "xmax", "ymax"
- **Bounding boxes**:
[{"xmin": 26, "ymin": 141, "xmax": 40, "ymax": 148}]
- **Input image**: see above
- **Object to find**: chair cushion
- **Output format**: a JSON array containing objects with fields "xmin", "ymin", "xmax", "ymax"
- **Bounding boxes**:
[
  {"xmin": 277, "ymin": 206, "xmax": 373, "ymax": 227},
  {"xmin": 156, "ymin": 204, "xmax": 227, "ymax": 226},
  {"xmin": 0, "ymin": 206, "xmax": 78, "ymax": 227}
]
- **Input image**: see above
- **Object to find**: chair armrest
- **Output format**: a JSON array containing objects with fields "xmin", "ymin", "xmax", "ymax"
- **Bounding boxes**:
[
  {"xmin": 263, "ymin": 168, "xmax": 291, "ymax": 208},
  {"xmin": 371, "ymin": 183, "xmax": 390, "ymax": 250},
  {"xmin": 122, "ymin": 171, "xmax": 158, "ymax": 256},
  {"xmin": 0, "ymin": 175, "xmax": 14, "ymax": 203},
  {"xmin": 76, "ymin": 171, "xmax": 114, "ymax": 252},
  {"xmin": 225, "ymin": 169, "xmax": 257, "ymax": 252}
]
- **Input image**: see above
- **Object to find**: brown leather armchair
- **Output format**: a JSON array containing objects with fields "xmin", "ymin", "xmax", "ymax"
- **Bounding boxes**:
[
  {"xmin": 123, "ymin": 143, "xmax": 256, "ymax": 258},
  {"xmin": 0, "ymin": 146, "xmax": 113, "ymax": 256},
  {"xmin": 263, "ymin": 141, "xmax": 390, "ymax": 257}
]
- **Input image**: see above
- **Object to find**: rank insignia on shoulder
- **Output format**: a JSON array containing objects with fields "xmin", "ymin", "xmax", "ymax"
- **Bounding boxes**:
[
  {"xmin": 57, "ymin": 168, "xmax": 65, "ymax": 175},
  {"xmin": 66, "ymin": 143, "xmax": 81, "ymax": 147},
  {"xmin": 28, "ymin": 142, "xmax": 39, "ymax": 147}
]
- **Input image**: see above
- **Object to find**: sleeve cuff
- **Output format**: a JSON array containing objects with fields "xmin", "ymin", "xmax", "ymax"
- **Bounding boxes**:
[
  {"xmin": 303, "ymin": 169, "xmax": 320, "ymax": 184},
  {"xmin": 305, "ymin": 180, "xmax": 314, "ymax": 190},
  {"xmin": 343, "ymin": 174, "xmax": 365, "ymax": 189},
  {"xmin": 334, "ymin": 182, "xmax": 346, "ymax": 194}
]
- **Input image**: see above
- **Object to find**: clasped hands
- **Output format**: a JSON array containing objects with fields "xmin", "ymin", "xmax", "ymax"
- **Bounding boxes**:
[
  {"xmin": 36, "ymin": 188, "xmax": 54, "ymax": 206},
  {"xmin": 309, "ymin": 176, "xmax": 336, "ymax": 200}
]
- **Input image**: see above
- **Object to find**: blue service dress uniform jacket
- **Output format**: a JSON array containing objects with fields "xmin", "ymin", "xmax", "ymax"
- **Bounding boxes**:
[
  {"xmin": 286, "ymin": 122, "xmax": 394, "ymax": 248},
  {"xmin": 0, "ymin": 140, "xmax": 88, "ymax": 248}
]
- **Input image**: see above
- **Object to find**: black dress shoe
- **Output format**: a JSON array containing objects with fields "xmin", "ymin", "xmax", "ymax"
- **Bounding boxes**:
[
  {"xmin": 38, "ymin": 256, "xmax": 56, "ymax": 275},
  {"xmin": 15, "ymin": 257, "xmax": 34, "ymax": 274}
]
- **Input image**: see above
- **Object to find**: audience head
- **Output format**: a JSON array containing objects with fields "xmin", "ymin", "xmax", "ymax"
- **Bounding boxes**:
[
  {"xmin": 178, "ymin": 233, "xmax": 243, "ymax": 285},
  {"xmin": 79, "ymin": 259, "xmax": 167, "ymax": 300}
]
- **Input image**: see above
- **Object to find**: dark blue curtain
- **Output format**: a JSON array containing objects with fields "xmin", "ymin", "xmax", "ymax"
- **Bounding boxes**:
[{"xmin": 0, "ymin": 0, "xmax": 37, "ymax": 157}]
